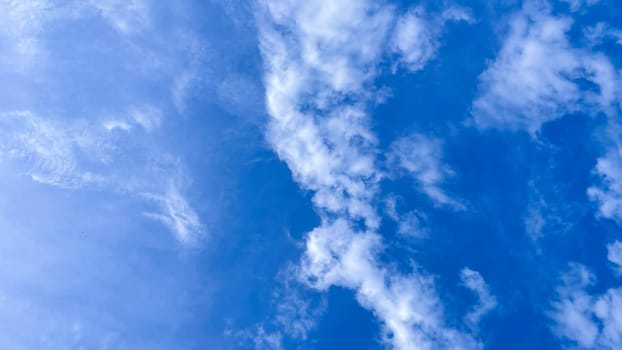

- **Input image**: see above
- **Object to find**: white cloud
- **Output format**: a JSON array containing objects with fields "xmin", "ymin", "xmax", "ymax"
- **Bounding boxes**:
[
  {"xmin": 390, "ymin": 8, "xmax": 440, "ymax": 73},
  {"xmin": 0, "ymin": 0, "xmax": 64, "ymax": 70},
  {"xmin": 608, "ymin": 241, "xmax": 622, "ymax": 274},
  {"xmin": 259, "ymin": 0, "xmax": 388, "ymax": 229},
  {"xmin": 233, "ymin": 276, "xmax": 326, "ymax": 350},
  {"xmin": 524, "ymin": 200, "xmax": 547, "ymax": 240},
  {"xmin": 560, "ymin": 0, "xmax": 600, "ymax": 12},
  {"xmin": 216, "ymin": 73, "xmax": 265, "ymax": 118},
  {"xmin": 128, "ymin": 105, "xmax": 162, "ymax": 132},
  {"xmin": 549, "ymin": 263, "xmax": 622, "ymax": 349},
  {"xmin": 301, "ymin": 220, "xmax": 480, "ymax": 350},
  {"xmin": 589, "ymin": 147, "xmax": 622, "ymax": 223},
  {"xmin": 473, "ymin": 2, "xmax": 622, "ymax": 236},
  {"xmin": 384, "ymin": 196, "xmax": 428, "ymax": 238},
  {"xmin": 397, "ymin": 211, "xmax": 427, "ymax": 237},
  {"xmin": 0, "ymin": 0, "xmax": 152, "ymax": 70},
  {"xmin": 273, "ymin": 277, "xmax": 326, "ymax": 341},
  {"xmin": 102, "ymin": 105, "xmax": 162, "ymax": 133},
  {"xmin": 550, "ymin": 264, "xmax": 599, "ymax": 348},
  {"xmin": 257, "ymin": 0, "xmax": 478, "ymax": 348},
  {"xmin": 88, "ymin": 0, "xmax": 151, "ymax": 34},
  {"xmin": 102, "ymin": 119, "xmax": 133, "ymax": 132},
  {"xmin": 0, "ymin": 110, "xmax": 202, "ymax": 244},
  {"xmin": 0, "ymin": 0, "xmax": 212, "ymax": 246},
  {"xmin": 238, "ymin": 325, "xmax": 283, "ymax": 350},
  {"xmin": 0, "ymin": 110, "xmax": 106, "ymax": 188},
  {"xmin": 584, "ymin": 22, "xmax": 622, "ymax": 47},
  {"xmin": 143, "ymin": 185, "xmax": 204, "ymax": 244},
  {"xmin": 0, "ymin": 0, "xmax": 209, "ymax": 117},
  {"xmin": 460, "ymin": 268, "xmax": 497, "ymax": 330},
  {"xmin": 472, "ymin": 2, "xmax": 619, "ymax": 133},
  {"xmin": 593, "ymin": 288, "xmax": 622, "ymax": 349},
  {"xmin": 389, "ymin": 134, "xmax": 463, "ymax": 209},
  {"xmin": 391, "ymin": 6, "xmax": 473, "ymax": 72},
  {"xmin": 522, "ymin": 178, "xmax": 576, "ymax": 241}
]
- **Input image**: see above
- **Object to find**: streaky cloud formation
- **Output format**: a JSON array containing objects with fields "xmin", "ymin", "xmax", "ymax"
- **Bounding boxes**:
[
  {"xmin": 143, "ymin": 184, "xmax": 204, "ymax": 244},
  {"xmin": 0, "ymin": 108, "xmax": 203, "ymax": 243},
  {"xmin": 0, "ymin": 110, "xmax": 106, "ymax": 189},
  {"xmin": 0, "ymin": 0, "xmax": 209, "ymax": 244}
]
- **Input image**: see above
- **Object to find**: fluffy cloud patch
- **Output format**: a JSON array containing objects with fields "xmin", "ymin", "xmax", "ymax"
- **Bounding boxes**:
[
  {"xmin": 550, "ymin": 263, "xmax": 622, "ymax": 349},
  {"xmin": 300, "ymin": 220, "xmax": 480, "ymax": 349},
  {"xmin": 257, "ymin": 0, "xmax": 478, "ymax": 348},
  {"xmin": 391, "ymin": 6, "xmax": 473, "ymax": 72},
  {"xmin": 472, "ymin": 2, "xmax": 619, "ymax": 133},
  {"xmin": 608, "ymin": 241, "xmax": 622, "ymax": 274},
  {"xmin": 589, "ymin": 147, "xmax": 622, "ymax": 223}
]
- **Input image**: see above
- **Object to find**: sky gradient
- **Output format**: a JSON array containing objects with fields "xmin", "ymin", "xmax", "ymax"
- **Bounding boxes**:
[{"xmin": 1, "ymin": 0, "xmax": 622, "ymax": 349}]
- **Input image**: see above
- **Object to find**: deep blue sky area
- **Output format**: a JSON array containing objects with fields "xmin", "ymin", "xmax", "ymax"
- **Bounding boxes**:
[{"xmin": 0, "ymin": 0, "xmax": 621, "ymax": 349}]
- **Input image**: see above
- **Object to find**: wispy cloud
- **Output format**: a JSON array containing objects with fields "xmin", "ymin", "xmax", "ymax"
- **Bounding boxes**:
[
  {"xmin": 235, "ymin": 325, "xmax": 283, "ymax": 350},
  {"xmin": 128, "ymin": 105, "xmax": 162, "ymax": 132},
  {"xmin": 0, "ymin": 0, "xmax": 216, "ymax": 248},
  {"xmin": 584, "ymin": 22, "xmax": 622, "ymax": 47},
  {"xmin": 0, "ymin": 109, "xmax": 202, "ymax": 244},
  {"xmin": 384, "ymin": 195, "xmax": 429, "ymax": 238},
  {"xmin": 0, "ymin": 110, "xmax": 105, "ymax": 189},
  {"xmin": 560, "ymin": 0, "xmax": 601, "ymax": 12},
  {"xmin": 0, "ymin": 0, "xmax": 152, "ymax": 70},
  {"xmin": 460, "ymin": 268, "xmax": 497, "ymax": 330},
  {"xmin": 235, "ymin": 271, "xmax": 327, "ymax": 349},
  {"xmin": 0, "ymin": 0, "xmax": 57, "ymax": 69},
  {"xmin": 88, "ymin": 0, "xmax": 151, "ymax": 35},
  {"xmin": 388, "ymin": 133, "xmax": 464, "ymax": 209},
  {"xmin": 143, "ymin": 184, "xmax": 204, "ymax": 245}
]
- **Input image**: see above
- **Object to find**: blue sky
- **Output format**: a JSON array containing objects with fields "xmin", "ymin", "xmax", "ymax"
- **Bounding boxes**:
[{"xmin": 1, "ymin": 0, "xmax": 621, "ymax": 349}]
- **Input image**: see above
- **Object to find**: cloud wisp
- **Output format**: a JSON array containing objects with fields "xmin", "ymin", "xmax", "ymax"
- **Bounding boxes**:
[
  {"xmin": 460, "ymin": 268, "xmax": 497, "ymax": 331},
  {"xmin": 0, "ymin": 0, "xmax": 211, "ymax": 245},
  {"xmin": 0, "ymin": 109, "xmax": 203, "ymax": 244},
  {"xmin": 388, "ymin": 133, "xmax": 464, "ymax": 209}
]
